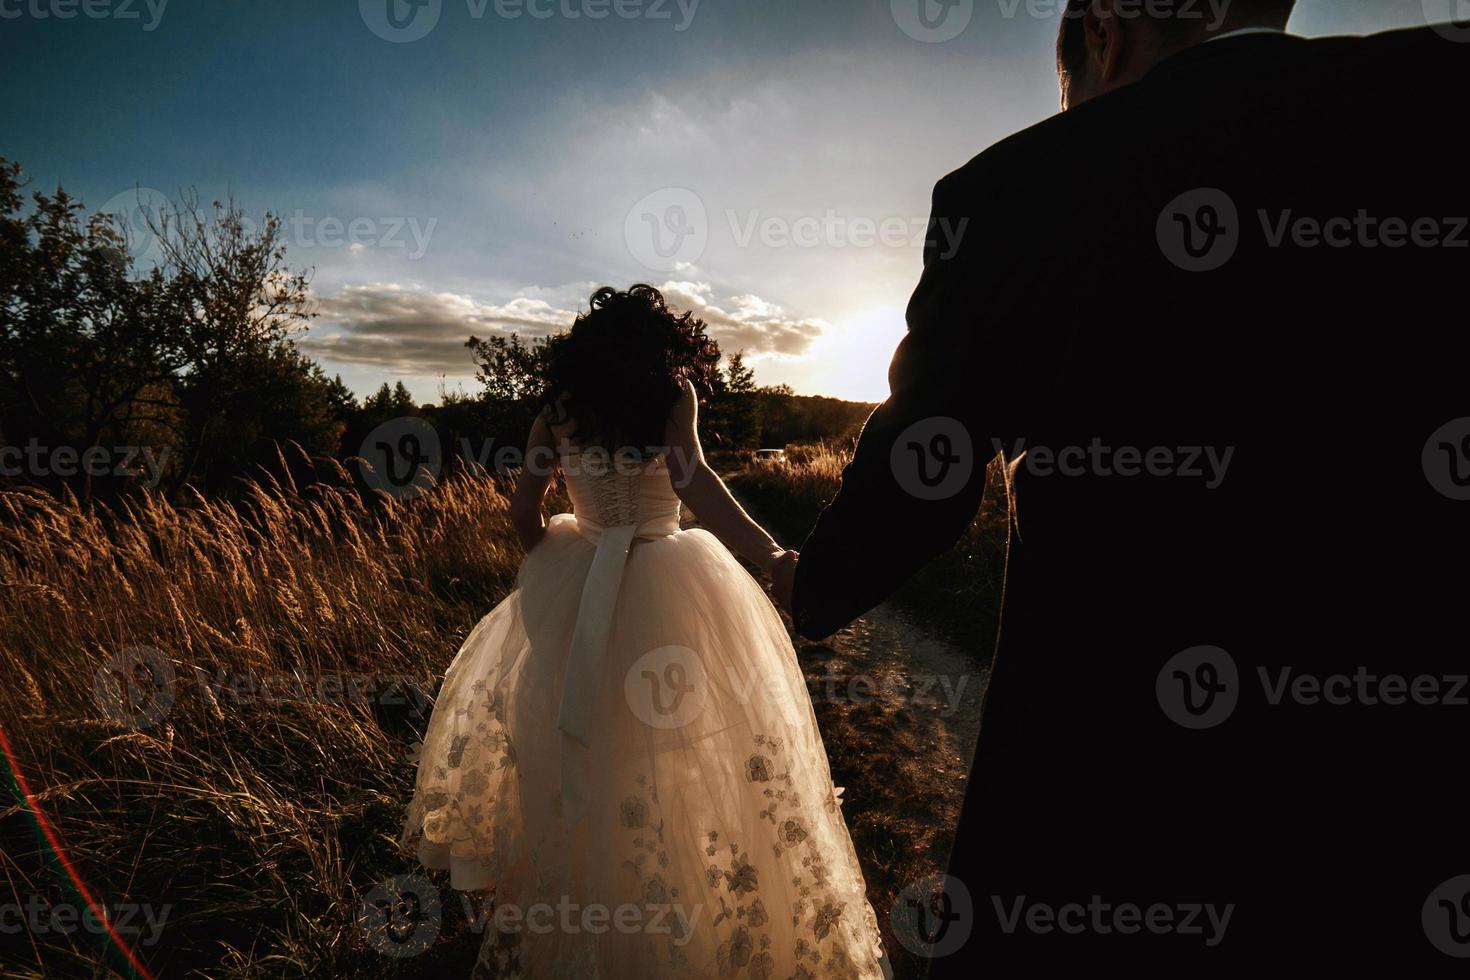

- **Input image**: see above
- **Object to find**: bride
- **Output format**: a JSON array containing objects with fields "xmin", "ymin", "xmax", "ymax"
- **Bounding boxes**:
[{"xmin": 401, "ymin": 285, "xmax": 888, "ymax": 978}]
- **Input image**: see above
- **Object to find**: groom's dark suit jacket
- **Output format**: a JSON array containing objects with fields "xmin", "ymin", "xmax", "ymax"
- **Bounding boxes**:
[{"xmin": 793, "ymin": 26, "xmax": 1467, "ymax": 970}]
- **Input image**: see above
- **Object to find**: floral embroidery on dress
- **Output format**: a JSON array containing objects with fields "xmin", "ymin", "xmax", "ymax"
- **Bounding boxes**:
[
  {"xmin": 725, "ymin": 853, "xmax": 760, "ymax": 897},
  {"xmin": 471, "ymin": 921, "xmax": 525, "ymax": 980},
  {"xmin": 400, "ymin": 656, "xmax": 518, "ymax": 888},
  {"xmin": 695, "ymin": 735, "xmax": 884, "ymax": 979},
  {"xmin": 621, "ymin": 794, "xmax": 649, "ymax": 828}
]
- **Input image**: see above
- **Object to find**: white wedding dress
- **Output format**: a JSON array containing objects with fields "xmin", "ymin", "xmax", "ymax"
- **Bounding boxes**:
[{"xmin": 402, "ymin": 450, "xmax": 888, "ymax": 979}]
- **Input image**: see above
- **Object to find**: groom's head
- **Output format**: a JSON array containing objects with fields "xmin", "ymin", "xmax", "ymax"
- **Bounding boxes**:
[{"xmin": 1057, "ymin": 0, "xmax": 1296, "ymax": 109}]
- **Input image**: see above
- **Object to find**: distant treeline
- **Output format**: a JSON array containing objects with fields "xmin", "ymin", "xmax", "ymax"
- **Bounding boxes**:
[
  {"xmin": 0, "ymin": 159, "xmax": 874, "ymax": 504},
  {"xmin": 738, "ymin": 389, "xmax": 874, "ymax": 452}
]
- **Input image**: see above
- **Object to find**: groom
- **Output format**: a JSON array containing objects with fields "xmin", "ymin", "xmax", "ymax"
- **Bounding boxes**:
[{"xmin": 777, "ymin": 1, "xmax": 1466, "ymax": 969}]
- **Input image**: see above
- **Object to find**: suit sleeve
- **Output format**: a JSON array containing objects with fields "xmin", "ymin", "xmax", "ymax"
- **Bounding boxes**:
[{"xmin": 791, "ymin": 171, "xmax": 1025, "ymax": 641}]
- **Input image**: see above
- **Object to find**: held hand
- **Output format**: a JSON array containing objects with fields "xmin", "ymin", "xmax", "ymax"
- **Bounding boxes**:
[{"xmin": 768, "ymin": 549, "xmax": 799, "ymax": 615}]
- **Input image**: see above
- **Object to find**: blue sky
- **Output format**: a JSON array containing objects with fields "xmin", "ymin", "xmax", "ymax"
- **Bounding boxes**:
[{"xmin": 0, "ymin": 0, "xmax": 1446, "ymax": 401}]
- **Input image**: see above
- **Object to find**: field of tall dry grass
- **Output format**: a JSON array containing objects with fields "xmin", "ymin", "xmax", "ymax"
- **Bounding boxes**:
[
  {"xmin": 0, "ymin": 443, "xmax": 1003, "ymax": 978},
  {"xmin": 1, "ymin": 453, "xmax": 537, "ymax": 977}
]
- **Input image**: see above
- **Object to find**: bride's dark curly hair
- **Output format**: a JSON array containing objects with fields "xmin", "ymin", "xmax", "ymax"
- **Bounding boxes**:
[{"xmin": 540, "ymin": 285, "xmax": 721, "ymax": 452}]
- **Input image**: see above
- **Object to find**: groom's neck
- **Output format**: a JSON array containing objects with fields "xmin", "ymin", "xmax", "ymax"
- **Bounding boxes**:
[{"xmin": 1059, "ymin": 11, "xmax": 1291, "ymax": 110}]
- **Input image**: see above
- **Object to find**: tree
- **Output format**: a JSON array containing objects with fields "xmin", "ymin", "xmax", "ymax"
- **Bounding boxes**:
[
  {"xmin": 196, "ymin": 347, "xmax": 349, "ymax": 488},
  {"xmin": 147, "ymin": 194, "xmax": 315, "ymax": 494},
  {"xmin": 321, "ymin": 373, "xmax": 359, "ymax": 418},
  {"xmin": 724, "ymin": 350, "xmax": 757, "ymax": 394},
  {"xmin": 465, "ymin": 333, "xmax": 552, "ymax": 404},
  {"xmin": 0, "ymin": 166, "xmax": 185, "ymax": 500},
  {"xmin": 703, "ymin": 350, "xmax": 762, "ymax": 451},
  {"xmin": 0, "ymin": 159, "xmax": 348, "ymax": 500},
  {"xmin": 362, "ymin": 381, "xmax": 419, "ymax": 422},
  {"xmin": 465, "ymin": 332, "xmax": 557, "ymax": 454}
]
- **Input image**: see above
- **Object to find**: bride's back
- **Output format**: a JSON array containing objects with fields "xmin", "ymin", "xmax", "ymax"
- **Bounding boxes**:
[{"xmin": 554, "ymin": 440, "xmax": 683, "ymax": 531}]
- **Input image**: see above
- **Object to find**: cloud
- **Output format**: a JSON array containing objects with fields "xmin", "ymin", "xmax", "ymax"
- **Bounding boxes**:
[
  {"xmin": 302, "ymin": 280, "xmax": 827, "ymax": 377},
  {"xmin": 657, "ymin": 281, "xmax": 828, "ymax": 358},
  {"xmin": 301, "ymin": 283, "xmax": 574, "ymax": 374}
]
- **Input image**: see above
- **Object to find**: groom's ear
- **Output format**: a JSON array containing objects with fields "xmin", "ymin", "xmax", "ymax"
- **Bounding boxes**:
[{"xmin": 1081, "ymin": 0, "xmax": 1132, "ymax": 85}]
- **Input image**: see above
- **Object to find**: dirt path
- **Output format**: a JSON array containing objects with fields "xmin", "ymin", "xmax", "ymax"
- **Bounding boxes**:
[
  {"xmin": 795, "ymin": 603, "xmax": 987, "ymax": 852},
  {"xmin": 810, "ymin": 601, "xmax": 987, "ymax": 808},
  {"xmin": 791, "ymin": 603, "xmax": 989, "ymax": 979}
]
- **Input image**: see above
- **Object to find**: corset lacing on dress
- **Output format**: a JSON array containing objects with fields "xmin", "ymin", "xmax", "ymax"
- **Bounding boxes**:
[
  {"xmin": 561, "ymin": 451, "xmax": 683, "ymax": 536},
  {"xmin": 581, "ymin": 464, "xmax": 643, "ymax": 527}
]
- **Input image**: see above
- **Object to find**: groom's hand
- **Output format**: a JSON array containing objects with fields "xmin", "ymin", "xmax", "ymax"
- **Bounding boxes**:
[{"xmin": 770, "ymin": 550, "xmax": 799, "ymax": 615}]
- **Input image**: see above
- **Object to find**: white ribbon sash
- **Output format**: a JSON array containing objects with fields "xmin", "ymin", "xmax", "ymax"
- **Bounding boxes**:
[{"xmin": 556, "ymin": 513, "xmax": 679, "ymax": 824}]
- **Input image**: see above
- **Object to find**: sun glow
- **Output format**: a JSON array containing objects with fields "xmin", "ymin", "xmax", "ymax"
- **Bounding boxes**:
[{"xmin": 760, "ymin": 305, "xmax": 907, "ymax": 404}]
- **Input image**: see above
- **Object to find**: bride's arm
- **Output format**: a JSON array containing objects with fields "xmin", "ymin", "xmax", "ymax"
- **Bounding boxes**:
[
  {"xmin": 510, "ymin": 411, "xmax": 559, "ymax": 553},
  {"xmin": 664, "ymin": 379, "xmax": 787, "ymax": 574}
]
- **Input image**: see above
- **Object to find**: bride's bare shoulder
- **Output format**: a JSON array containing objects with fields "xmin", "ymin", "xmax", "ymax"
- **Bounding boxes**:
[
  {"xmin": 675, "ymin": 377, "xmax": 699, "ymax": 412},
  {"xmin": 666, "ymin": 378, "xmax": 700, "ymax": 434}
]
